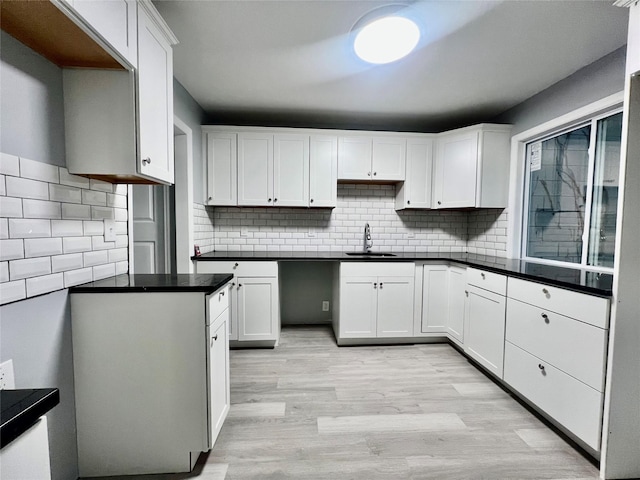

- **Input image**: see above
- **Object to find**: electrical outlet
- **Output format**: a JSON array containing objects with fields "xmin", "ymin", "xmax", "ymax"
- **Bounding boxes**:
[
  {"xmin": 308, "ymin": 229, "xmax": 316, "ymax": 238},
  {"xmin": 0, "ymin": 359, "xmax": 16, "ymax": 390},
  {"xmin": 240, "ymin": 227, "xmax": 249, "ymax": 237},
  {"xmin": 406, "ymin": 232, "xmax": 415, "ymax": 239},
  {"xmin": 104, "ymin": 219, "xmax": 116, "ymax": 242},
  {"xmin": 322, "ymin": 301, "xmax": 330, "ymax": 312}
]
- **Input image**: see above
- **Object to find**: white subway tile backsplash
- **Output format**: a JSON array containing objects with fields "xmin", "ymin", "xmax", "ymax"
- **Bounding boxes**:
[
  {"xmin": 6, "ymin": 177, "xmax": 49, "ymax": 200},
  {"xmin": 93, "ymin": 263, "xmax": 115, "ymax": 280},
  {"xmin": 0, "ymin": 197, "xmax": 22, "ymax": 217},
  {"xmin": 83, "ymin": 220, "xmax": 104, "ymax": 236},
  {"xmin": 84, "ymin": 250, "xmax": 108, "ymax": 267},
  {"xmin": 49, "ymin": 184, "xmax": 82, "ymax": 203},
  {"xmin": 10, "ymin": 256, "xmax": 51, "ymax": 280},
  {"xmin": 89, "ymin": 179, "xmax": 113, "ymax": 193},
  {"xmin": 22, "ymin": 199, "xmax": 61, "ymax": 219},
  {"xmin": 24, "ymin": 238, "xmax": 63, "ymax": 258},
  {"xmin": 115, "ymin": 235, "xmax": 128, "ymax": 248},
  {"xmin": 82, "ymin": 189, "xmax": 107, "ymax": 206},
  {"xmin": 0, "ymin": 175, "xmax": 5, "ymax": 196},
  {"xmin": 20, "ymin": 157, "xmax": 59, "ymax": 183},
  {"xmin": 91, "ymin": 206, "xmax": 114, "ymax": 220},
  {"xmin": 114, "ymin": 184, "xmax": 128, "ymax": 196},
  {"xmin": 61, "ymin": 203, "xmax": 91, "ymax": 220},
  {"xmin": 0, "ymin": 280, "xmax": 26, "ymax": 305},
  {"xmin": 91, "ymin": 236, "xmax": 115, "ymax": 251},
  {"xmin": 0, "ymin": 219, "xmax": 8, "ymax": 240},
  {"xmin": 114, "ymin": 221, "xmax": 127, "ymax": 234},
  {"xmin": 108, "ymin": 248, "xmax": 127, "ymax": 263},
  {"xmin": 26, "ymin": 273, "xmax": 64, "ymax": 297},
  {"xmin": 63, "ymin": 236, "xmax": 92, "ymax": 254},
  {"xmin": 9, "ymin": 218, "xmax": 52, "ymax": 239},
  {"xmin": 52, "ymin": 220, "xmax": 84, "ymax": 237},
  {"xmin": 114, "ymin": 208, "xmax": 128, "ymax": 222},
  {"xmin": 64, "ymin": 267, "xmax": 93, "ymax": 288},
  {"xmin": 0, "ymin": 262, "xmax": 8, "ymax": 282},
  {"xmin": 58, "ymin": 167, "xmax": 90, "ymax": 189},
  {"xmin": 115, "ymin": 260, "xmax": 128, "ymax": 275},
  {"xmin": 52, "ymin": 253, "xmax": 83, "ymax": 273},
  {"xmin": 0, "ymin": 153, "xmax": 20, "ymax": 176},
  {"xmin": 106, "ymin": 193, "xmax": 127, "ymax": 209}
]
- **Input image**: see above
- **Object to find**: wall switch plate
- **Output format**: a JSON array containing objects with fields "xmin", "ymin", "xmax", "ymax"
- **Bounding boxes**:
[
  {"xmin": 0, "ymin": 359, "xmax": 15, "ymax": 389},
  {"xmin": 322, "ymin": 301, "xmax": 330, "ymax": 312},
  {"xmin": 406, "ymin": 232, "xmax": 415, "ymax": 239},
  {"xmin": 308, "ymin": 229, "xmax": 316, "ymax": 238},
  {"xmin": 104, "ymin": 219, "xmax": 116, "ymax": 242}
]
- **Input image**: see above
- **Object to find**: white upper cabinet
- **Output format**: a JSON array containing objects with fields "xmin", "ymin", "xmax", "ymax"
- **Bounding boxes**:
[
  {"xmin": 433, "ymin": 124, "xmax": 511, "ymax": 209},
  {"xmin": 71, "ymin": 0, "xmax": 138, "ymax": 67},
  {"xmin": 205, "ymin": 133, "xmax": 237, "ymax": 206},
  {"xmin": 273, "ymin": 134, "xmax": 309, "ymax": 207},
  {"xmin": 396, "ymin": 138, "xmax": 433, "ymax": 210},
  {"xmin": 309, "ymin": 135, "xmax": 338, "ymax": 207},
  {"xmin": 338, "ymin": 136, "xmax": 406, "ymax": 181},
  {"xmin": 136, "ymin": 2, "xmax": 174, "ymax": 184},
  {"xmin": 238, "ymin": 133, "xmax": 274, "ymax": 206}
]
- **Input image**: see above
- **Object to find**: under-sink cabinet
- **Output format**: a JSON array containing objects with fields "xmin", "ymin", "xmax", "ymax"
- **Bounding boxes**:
[
  {"xmin": 463, "ymin": 268, "xmax": 507, "ymax": 378},
  {"xmin": 195, "ymin": 261, "xmax": 280, "ymax": 346},
  {"xmin": 333, "ymin": 262, "xmax": 414, "ymax": 343},
  {"xmin": 70, "ymin": 283, "xmax": 231, "ymax": 477},
  {"xmin": 503, "ymin": 277, "xmax": 609, "ymax": 452}
]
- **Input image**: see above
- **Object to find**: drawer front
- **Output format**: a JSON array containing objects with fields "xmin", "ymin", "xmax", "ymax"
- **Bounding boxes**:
[
  {"xmin": 504, "ymin": 341, "xmax": 603, "ymax": 451},
  {"xmin": 207, "ymin": 285, "xmax": 230, "ymax": 325},
  {"xmin": 467, "ymin": 268, "xmax": 507, "ymax": 295},
  {"xmin": 507, "ymin": 277, "xmax": 609, "ymax": 328},
  {"xmin": 506, "ymin": 299, "xmax": 607, "ymax": 391},
  {"xmin": 341, "ymin": 262, "xmax": 415, "ymax": 277},
  {"xmin": 196, "ymin": 261, "xmax": 277, "ymax": 277}
]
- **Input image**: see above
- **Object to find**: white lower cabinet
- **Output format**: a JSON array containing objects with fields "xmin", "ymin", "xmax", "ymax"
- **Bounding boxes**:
[
  {"xmin": 0, "ymin": 416, "xmax": 51, "ymax": 480},
  {"xmin": 335, "ymin": 262, "xmax": 414, "ymax": 341},
  {"xmin": 70, "ymin": 285, "xmax": 231, "ymax": 477},
  {"xmin": 447, "ymin": 266, "xmax": 466, "ymax": 343},
  {"xmin": 420, "ymin": 264, "xmax": 449, "ymax": 333},
  {"xmin": 196, "ymin": 261, "xmax": 280, "ymax": 346}
]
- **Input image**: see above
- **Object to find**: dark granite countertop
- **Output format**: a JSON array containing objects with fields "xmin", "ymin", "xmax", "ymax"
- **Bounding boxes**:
[
  {"xmin": 1, "ymin": 388, "xmax": 59, "ymax": 449},
  {"xmin": 69, "ymin": 273, "xmax": 234, "ymax": 294},
  {"xmin": 192, "ymin": 251, "xmax": 612, "ymax": 297}
]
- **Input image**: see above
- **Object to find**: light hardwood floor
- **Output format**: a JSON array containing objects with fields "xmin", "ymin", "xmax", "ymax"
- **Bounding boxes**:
[{"xmin": 94, "ymin": 325, "xmax": 599, "ymax": 480}]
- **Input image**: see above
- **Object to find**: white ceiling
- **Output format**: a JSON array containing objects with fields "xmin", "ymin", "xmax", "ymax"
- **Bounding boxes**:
[{"xmin": 154, "ymin": 0, "xmax": 629, "ymax": 131}]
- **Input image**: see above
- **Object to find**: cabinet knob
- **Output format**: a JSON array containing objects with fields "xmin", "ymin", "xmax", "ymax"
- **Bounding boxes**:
[
  {"xmin": 373, "ymin": 282, "xmax": 377, "ymax": 288},
  {"xmin": 268, "ymin": 198, "xmax": 272, "ymax": 202},
  {"xmin": 274, "ymin": 198, "xmax": 278, "ymax": 203},
  {"xmin": 541, "ymin": 313, "xmax": 549, "ymax": 323},
  {"xmin": 542, "ymin": 288, "xmax": 550, "ymax": 297},
  {"xmin": 208, "ymin": 196, "xmax": 212, "ymax": 200},
  {"xmin": 373, "ymin": 172, "xmax": 377, "ymax": 176},
  {"xmin": 238, "ymin": 284, "xmax": 242, "ymax": 288},
  {"xmin": 379, "ymin": 282, "xmax": 383, "ymax": 289},
  {"xmin": 142, "ymin": 157, "xmax": 151, "ymax": 165},
  {"xmin": 231, "ymin": 282, "xmax": 235, "ymax": 287},
  {"xmin": 437, "ymin": 201, "xmax": 442, "ymax": 205},
  {"xmin": 234, "ymin": 263, "xmax": 239, "ymax": 268},
  {"xmin": 310, "ymin": 198, "xmax": 314, "ymax": 203},
  {"xmin": 367, "ymin": 172, "xmax": 371, "ymax": 176},
  {"xmin": 220, "ymin": 291, "xmax": 225, "ymax": 297},
  {"xmin": 465, "ymin": 290, "xmax": 469, "ymax": 296},
  {"xmin": 538, "ymin": 364, "xmax": 545, "ymax": 372},
  {"xmin": 407, "ymin": 200, "xmax": 410, "ymax": 205},
  {"xmin": 481, "ymin": 273, "xmax": 485, "ymax": 279}
]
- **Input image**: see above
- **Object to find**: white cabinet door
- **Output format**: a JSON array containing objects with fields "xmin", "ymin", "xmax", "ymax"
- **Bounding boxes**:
[
  {"xmin": 421, "ymin": 265, "xmax": 449, "ymax": 333},
  {"xmin": 208, "ymin": 314, "xmax": 229, "ymax": 449},
  {"xmin": 206, "ymin": 133, "xmax": 237, "ymax": 206},
  {"xmin": 273, "ymin": 134, "xmax": 309, "ymax": 207},
  {"xmin": 73, "ymin": 0, "xmax": 137, "ymax": 67},
  {"xmin": 396, "ymin": 138, "xmax": 433, "ymax": 210},
  {"xmin": 238, "ymin": 133, "xmax": 273, "ymax": 206},
  {"xmin": 339, "ymin": 277, "xmax": 377, "ymax": 338},
  {"xmin": 237, "ymin": 277, "xmax": 278, "ymax": 341},
  {"xmin": 372, "ymin": 137, "xmax": 406, "ymax": 181},
  {"xmin": 464, "ymin": 285, "xmax": 506, "ymax": 378},
  {"xmin": 433, "ymin": 131, "xmax": 478, "ymax": 208},
  {"xmin": 338, "ymin": 137, "xmax": 372, "ymax": 180},
  {"xmin": 309, "ymin": 135, "xmax": 337, "ymax": 207},
  {"xmin": 447, "ymin": 266, "xmax": 466, "ymax": 343},
  {"xmin": 137, "ymin": 4, "xmax": 174, "ymax": 184},
  {"xmin": 377, "ymin": 276, "xmax": 414, "ymax": 337}
]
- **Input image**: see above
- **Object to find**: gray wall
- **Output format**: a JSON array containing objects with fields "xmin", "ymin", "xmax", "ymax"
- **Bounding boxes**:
[
  {"xmin": 280, "ymin": 262, "xmax": 334, "ymax": 325},
  {"xmin": 0, "ymin": 31, "xmax": 78, "ymax": 480},
  {"xmin": 0, "ymin": 32, "xmax": 66, "ymax": 166},
  {"xmin": 173, "ymin": 79, "xmax": 207, "ymax": 202},
  {"xmin": 494, "ymin": 47, "xmax": 626, "ymax": 135}
]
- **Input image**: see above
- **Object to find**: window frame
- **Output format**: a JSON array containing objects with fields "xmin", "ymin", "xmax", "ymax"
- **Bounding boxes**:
[{"xmin": 506, "ymin": 92, "xmax": 624, "ymax": 273}]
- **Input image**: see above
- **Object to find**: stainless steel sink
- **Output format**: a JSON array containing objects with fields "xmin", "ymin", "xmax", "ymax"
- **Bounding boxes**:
[{"xmin": 345, "ymin": 252, "xmax": 397, "ymax": 257}]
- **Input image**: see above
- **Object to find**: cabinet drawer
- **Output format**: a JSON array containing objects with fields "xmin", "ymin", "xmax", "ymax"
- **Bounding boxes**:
[
  {"xmin": 506, "ymin": 299, "xmax": 607, "ymax": 391},
  {"xmin": 207, "ymin": 285, "xmax": 230, "ymax": 325},
  {"xmin": 504, "ymin": 341, "xmax": 603, "ymax": 451},
  {"xmin": 507, "ymin": 278, "xmax": 609, "ymax": 328},
  {"xmin": 467, "ymin": 268, "xmax": 506, "ymax": 295},
  {"xmin": 196, "ymin": 261, "xmax": 278, "ymax": 277},
  {"xmin": 341, "ymin": 262, "xmax": 414, "ymax": 277}
]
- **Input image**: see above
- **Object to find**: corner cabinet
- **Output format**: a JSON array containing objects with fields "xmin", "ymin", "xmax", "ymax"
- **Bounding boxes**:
[
  {"xmin": 62, "ymin": 1, "xmax": 178, "ymax": 184},
  {"xmin": 433, "ymin": 124, "xmax": 511, "ymax": 209},
  {"xmin": 195, "ymin": 261, "xmax": 280, "ymax": 347},
  {"xmin": 334, "ymin": 262, "xmax": 414, "ymax": 343}
]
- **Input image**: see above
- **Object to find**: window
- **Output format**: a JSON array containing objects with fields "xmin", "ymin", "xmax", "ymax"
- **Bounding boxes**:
[{"xmin": 522, "ymin": 110, "xmax": 622, "ymax": 270}]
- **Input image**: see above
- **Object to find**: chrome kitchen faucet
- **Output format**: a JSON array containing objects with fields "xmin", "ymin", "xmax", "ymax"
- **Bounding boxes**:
[{"xmin": 364, "ymin": 223, "xmax": 373, "ymax": 252}]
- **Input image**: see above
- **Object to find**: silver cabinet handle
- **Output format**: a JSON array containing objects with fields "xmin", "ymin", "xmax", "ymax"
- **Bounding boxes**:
[{"xmin": 142, "ymin": 157, "xmax": 151, "ymax": 165}]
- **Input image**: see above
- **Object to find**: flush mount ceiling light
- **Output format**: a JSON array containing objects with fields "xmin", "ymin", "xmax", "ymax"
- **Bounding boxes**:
[{"xmin": 352, "ymin": 9, "xmax": 420, "ymax": 65}]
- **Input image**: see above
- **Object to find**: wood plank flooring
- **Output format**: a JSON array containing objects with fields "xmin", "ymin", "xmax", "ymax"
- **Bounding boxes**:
[{"xmin": 92, "ymin": 325, "xmax": 599, "ymax": 480}]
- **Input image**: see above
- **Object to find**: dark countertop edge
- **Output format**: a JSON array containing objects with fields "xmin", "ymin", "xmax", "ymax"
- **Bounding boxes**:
[
  {"xmin": 69, "ymin": 274, "xmax": 234, "ymax": 294},
  {"xmin": 191, "ymin": 253, "xmax": 612, "ymax": 297},
  {"xmin": 1, "ymin": 388, "xmax": 60, "ymax": 449}
]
